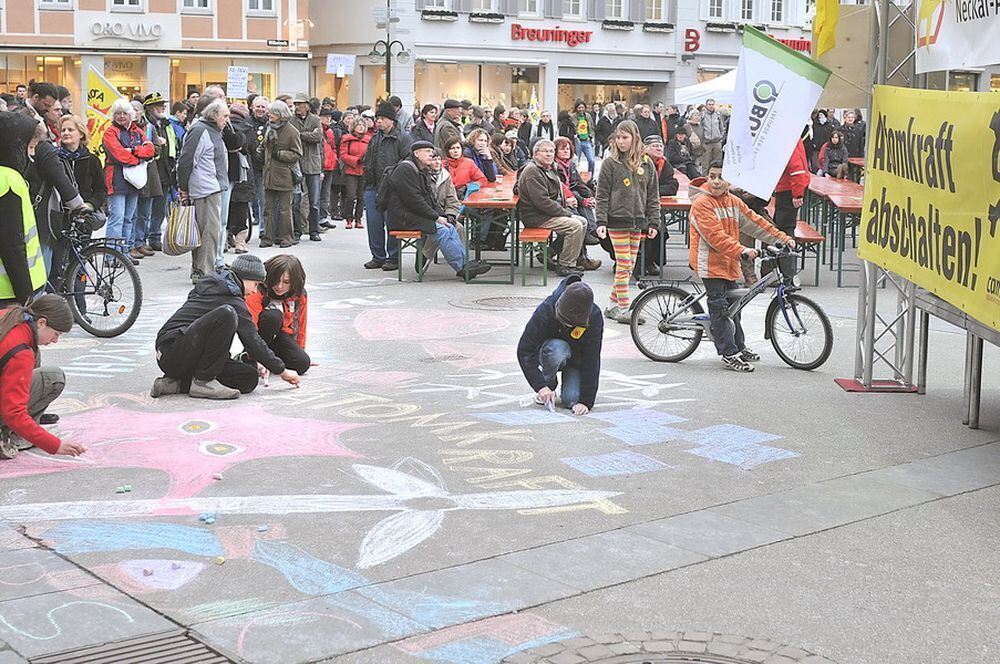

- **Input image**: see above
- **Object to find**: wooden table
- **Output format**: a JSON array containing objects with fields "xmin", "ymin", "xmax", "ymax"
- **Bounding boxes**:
[
  {"xmin": 462, "ymin": 176, "xmax": 519, "ymax": 284},
  {"xmin": 847, "ymin": 157, "xmax": 865, "ymax": 183},
  {"xmin": 805, "ymin": 175, "xmax": 865, "ymax": 287}
]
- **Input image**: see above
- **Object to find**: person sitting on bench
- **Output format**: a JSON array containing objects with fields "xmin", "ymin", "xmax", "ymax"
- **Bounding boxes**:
[{"xmin": 151, "ymin": 254, "xmax": 301, "ymax": 400}]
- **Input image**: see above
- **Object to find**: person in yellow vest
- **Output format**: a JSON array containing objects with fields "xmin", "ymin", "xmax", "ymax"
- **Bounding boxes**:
[{"xmin": 0, "ymin": 111, "xmax": 48, "ymax": 305}]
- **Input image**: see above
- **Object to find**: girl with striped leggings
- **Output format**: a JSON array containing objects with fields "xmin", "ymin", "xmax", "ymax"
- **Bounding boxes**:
[{"xmin": 595, "ymin": 120, "xmax": 661, "ymax": 324}]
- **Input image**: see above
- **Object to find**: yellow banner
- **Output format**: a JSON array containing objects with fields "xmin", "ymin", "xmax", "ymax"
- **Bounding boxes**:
[
  {"xmin": 86, "ymin": 107, "xmax": 113, "ymax": 165},
  {"xmin": 858, "ymin": 86, "xmax": 1000, "ymax": 332},
  {"xmin": 86, "ymin": 66, "xmax": 123, "ymax": 117}
]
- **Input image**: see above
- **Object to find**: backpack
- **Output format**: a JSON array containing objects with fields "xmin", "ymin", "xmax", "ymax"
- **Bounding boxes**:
[{"xmin": 375, "ymin": 160, "xmax": 418, "ymax": 213}]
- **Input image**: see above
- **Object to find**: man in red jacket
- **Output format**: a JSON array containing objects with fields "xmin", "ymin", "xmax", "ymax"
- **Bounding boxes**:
[{"xmin": 772, "ymin": 136, "xmax": 809, "ymax": 277}]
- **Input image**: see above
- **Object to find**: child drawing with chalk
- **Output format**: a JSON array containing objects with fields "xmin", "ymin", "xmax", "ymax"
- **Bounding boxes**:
[
  {"xmin": 517, "ymin": 276, "xmax": 603, "ymax": 415},
  {"xmin": 245, "ymin": 254, "xmax": 311, "ymax": 382}
]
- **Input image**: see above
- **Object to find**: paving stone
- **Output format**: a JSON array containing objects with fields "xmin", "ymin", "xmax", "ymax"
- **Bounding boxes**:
[
  {"xmin": 577, "ymin": 643, "xmax": 616, "ymax": 660},
  {"xmin": 529, "ymin": 643, "xmax": 566, "ymax": 657},
  {"xmin": 498, "ymin": 530, "xmax": 706, "ymax": 592},
  {"xmin": 547, "ymin": 653, "xmax": 585, "ymax": 664},
  {"xmin": 592, "ymin": 632, "xmax": 623, "ymax": 644},
  {"xmin": 648, "ymin": 629, "xmax": 681, "ymax": 641},
  {"xmin": 677, "ymin": 640, "xmax": 707, "ymax": 652},
  {"xmin": 707, "ymin": 642, "xmax": 743, "ymax": 657},
  {"xmin": 622, "ymin": 630, "xmax": 651, "ymax": 642},
  {"xmin": 776, "ymin": 645, "xmax": 811, "ymax": 659},
  {"xmin": 862, "ymin": 442, "xmax": 1000, "ymax": 496},
  {"xmin": 504, "ymin": 654, "xmax": 540, "ymax": 664},
  {"xmin": 368, "ymin": 558, "xmax": 577, "ymax": 629},
  {"xmin": 763, "ymin": 656, "xmax": 799, "ymax": 664},
  {"xmin": 800, "ymin": 656, "xmax": 837, "ymax": 664},
  {"xmin": 0, "ymin": 524, "xmax": 34, "ymax": 553},
  {"xmin": 0, "ymin": 652, "xmax": 28, "ymax": 664},
  {"xmin": 747, "ymin": 639, "xmax": 779, "ymax": 651},
  {"xmin": 0, "ymin": 548, "xmax": 99, "ymax": 602},
  {"xmin": 710, "ymin": 475, "xmax": 939, "ymax": 536},
  {"xmin": 644, "ymin": 640, "xmax": 677, "ymax": 652},
  {"xmin": 0, "ymin": 585, "xmax": 175, "ymax": 659},
  {"xmin": 559, "ymin": 637, "xmax": 597, "ymax": 649},
  {"xmin": 682, "ymin": 630, "xmax": 712, "ymax": 642},
  {"xmin": 610, "ymin": 642, "xmax": 642, "ymax": 655},
  {"xmin": 193, "ymin": 591, "xmax": 426, "ymax": 663},
  {"xmin": 740, "ymin": 649, "xmax": 772, "ymax": 663},
  {"xmin": 628, "ymin": 510, "xmax": 791, "ymax": 558},
  {"xmin": 717, "ymin": 633, "xmax": 748, "ymax": 645}
]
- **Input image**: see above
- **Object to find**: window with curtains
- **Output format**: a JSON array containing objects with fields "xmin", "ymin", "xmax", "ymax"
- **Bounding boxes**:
[
  {"xmin": 563, "ymin": 0, "xmax": 584, "ymax": 17},
  {"xmin": 645, "ymin": 0, "xmax": 668, "ymax": 20},
  {"xmin": 770, "ymin": 0, "xmax": 784, "ymax": 21},
  {"xmin": 606, "ymin": 0, "xmax": 627, "ymax": 19},
  {"xmin": 707, "ymin": 0, "xmax": 723, "ymax": 18},
  {"xmin": 740, "ymin": 0, "xmax": 753, "ymax": 20},
  {"xmin": 519, "ymin": 0, "xmax": 542, "ymax": 14}
]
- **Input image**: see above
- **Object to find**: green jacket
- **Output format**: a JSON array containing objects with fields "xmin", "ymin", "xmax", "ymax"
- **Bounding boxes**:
[
  {"xmin": 595, "ymin": 155, "xmax": 661, "ymax": 231},
  {"xmin": 261, "ymin": 122, "xmax": 303, "ymax": 192}
]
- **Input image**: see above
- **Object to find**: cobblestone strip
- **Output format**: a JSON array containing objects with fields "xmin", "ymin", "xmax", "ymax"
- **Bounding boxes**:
[{"xmin": 501, "ymin": 631, "xmax": 838, "ymax": 664}]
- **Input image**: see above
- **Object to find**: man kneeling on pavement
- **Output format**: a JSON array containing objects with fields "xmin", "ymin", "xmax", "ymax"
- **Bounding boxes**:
[
  {"xmin": 151, "ymin": 254, "xmax": 301, "ymax": 399},
  {"xmin": 517, "ymin": 277, "xmax": 602, "ymax": 414},
  {"xmin": 384, "ymin": 140, "xmax": 492, "ymax": 280}
]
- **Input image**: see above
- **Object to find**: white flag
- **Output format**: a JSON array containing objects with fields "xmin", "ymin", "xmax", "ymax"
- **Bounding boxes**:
[{"xmin": 723, "ymin": 27, "xmax": 831, "ymax": 200}]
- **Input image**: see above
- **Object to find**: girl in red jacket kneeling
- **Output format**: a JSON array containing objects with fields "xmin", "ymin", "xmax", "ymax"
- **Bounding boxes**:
[
  {"xmin": 245, "ymin": 254, "xmax": 310, "ymax": 376},
  {"xmin": 0, "ymin": 295, "xmax": 86, "ymax": 459}
]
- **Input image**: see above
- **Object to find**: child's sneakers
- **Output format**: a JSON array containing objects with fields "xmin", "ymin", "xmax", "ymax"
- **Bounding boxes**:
[
  {"xmin": 722, "ymin": 354, "xmax": 755, "ymax": 372},
  {"xmin": 739, "ymin": 348, "xmax": 761, "ymax": 363}
]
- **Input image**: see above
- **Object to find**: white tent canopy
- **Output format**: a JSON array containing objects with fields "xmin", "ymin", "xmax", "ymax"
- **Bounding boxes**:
[{"xmin": 674, "ymin": 70, "xmax": 737, "ymax": 107}]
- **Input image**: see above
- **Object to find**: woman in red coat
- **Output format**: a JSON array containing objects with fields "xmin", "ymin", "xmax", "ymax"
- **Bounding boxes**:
[
  {"xmin": 338, "ymin": 119, "xmax": 371, "ymax": 229},
  {"xmin": 0, "ymin": 295, "xmax": 86, "ymax": 459},
  {"xmin": 101, "ymin": 98, "xmax": 155, "ymax": 246},
  {"xmin": 443, "ymin": 137, "xmax": 487, "ymax": 198}
]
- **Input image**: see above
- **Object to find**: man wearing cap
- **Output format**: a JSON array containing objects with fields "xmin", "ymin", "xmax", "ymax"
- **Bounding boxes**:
[
  {"xmin": 517, "ymin": 276, "xmax": 603, "ymax": 415},
  {"xmin": 141, "ymin": 92, "xmax": 172, "ymax": 253},
  {"xmin": 151, "ymin": 254, "xmax": 301, "ymax": 400},
  {"xmin": 383, "ymin": 141, "xmax": 491, "ymax": 281},
  {"xmin": 433, "ymin": 99, "xmax": 464, "ymax": 154},
  {"xmin": 291, "ymin": 93, "xmax": 324, "ymax": 242},
  {"xmin": 361, "ymin": 101, "xmax": 412, "ymax": 271}
]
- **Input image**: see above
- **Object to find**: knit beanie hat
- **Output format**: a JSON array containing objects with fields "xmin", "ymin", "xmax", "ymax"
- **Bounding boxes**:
[
  {"xmin": 376, "ymin": 101, "xmax": 397, "ymax": 121},
  {"xmin": 555, "ymin": 281, "xmax": 594, "ymax": 328},
  {"xmin": 231, "ymin": 254, "xmax": 266, "ymax": 282}
]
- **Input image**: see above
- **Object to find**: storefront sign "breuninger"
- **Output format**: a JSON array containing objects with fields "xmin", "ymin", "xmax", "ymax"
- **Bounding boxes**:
[{"xmin": 511, "ymin": 23, "xmax": 593, "ymax": 47}]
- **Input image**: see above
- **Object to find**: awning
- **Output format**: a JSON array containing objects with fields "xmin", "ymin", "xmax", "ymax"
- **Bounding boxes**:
[{"xmin": 674, "ymin": 69, "xmax": 737, "ymax": 106}]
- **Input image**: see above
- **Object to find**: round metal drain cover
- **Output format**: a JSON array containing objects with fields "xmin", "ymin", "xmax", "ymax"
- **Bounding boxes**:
[
  {"xmin": 450, "ymin": 296, "xmax": 543, "ymax": 311},
  {"xmin": 585, "ymin": 656, "xmax": 751, "ymax": 663}
]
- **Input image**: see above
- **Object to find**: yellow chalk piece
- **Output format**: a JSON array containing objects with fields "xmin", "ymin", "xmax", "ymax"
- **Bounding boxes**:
[
  {"xmin": 623, "ymin": 178, "xmax": 631, "ymax": 187},
  {"xmin": 214, "ymin": 557, "xmax": 226, "ymax": 565}
]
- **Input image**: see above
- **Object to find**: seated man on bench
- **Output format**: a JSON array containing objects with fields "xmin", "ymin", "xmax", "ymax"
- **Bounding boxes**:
[{"xmin": 384, "ymin": 140, "xmax": 491, "ymax": 280}]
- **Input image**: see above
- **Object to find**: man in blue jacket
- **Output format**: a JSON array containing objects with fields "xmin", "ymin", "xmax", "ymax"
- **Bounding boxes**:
[{"xmin": 517, "ymin": 276, "xmax": 603, "ymax": 415}]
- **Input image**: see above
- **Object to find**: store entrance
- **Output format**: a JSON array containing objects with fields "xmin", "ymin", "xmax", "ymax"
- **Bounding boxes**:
[{"xmin": 558, "ymin": 80, "xmax": 651, "ymax": 112}]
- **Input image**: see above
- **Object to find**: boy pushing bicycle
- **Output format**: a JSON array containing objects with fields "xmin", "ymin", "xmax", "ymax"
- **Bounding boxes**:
[{"xmin": 688, "ymin": 161, "xmax": 796, "ymax": 373}]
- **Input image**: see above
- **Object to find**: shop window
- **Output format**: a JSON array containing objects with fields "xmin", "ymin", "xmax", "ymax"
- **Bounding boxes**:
[
  {"xmin": 645, "ymin": 0, "xmax": 668, "ymax": 21},
  {"xmin": 992, "ymin": 74, "xmax": 1000, "ymax": 92},
  {"xmin": 247, "ymin": 0, "xmax": 274, "ymax": 13},
  {"xmin": 606, "ymin": 0, "xmax": 628, "ymax": 19},
  {"xmin": 769, "ymin": 0, "xmax": 784, "ymax": 22},
  {"xmin": 112, "ymin": 0, "xmax": 144, "ymax": 11},
  {"xmin": 519, "ymin": 0, "xmax": 542, "ymax": 16},
  {"xmin": 563, "ymin": 0, "xmax": 584, "ymax": 18},
  {"xmin": 740, "ymin": 0, "xmax": 753, "ymax": 20},
  {"xmin": 182, "ymin": 0, "xmax": 212, "ymax": 13},
  {"xmin": 948, "ymin": 72, "xmax": 978, "ymax": 91}
]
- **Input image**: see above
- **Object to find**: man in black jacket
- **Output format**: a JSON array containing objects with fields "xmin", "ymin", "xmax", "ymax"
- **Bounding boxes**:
[
  {"xmin": 517, "ymin": 276, "xmax": 603, "ymax": 415},
  {"xmin": 384, "ymin": 141, "xmax": 490, "ymax": 280},
  {"xmin": 363, "ymin": 101, "xmax": 413, "ymax": 271},
  {"xmin": 151, "ymin": 254, "xmax": 300, "ymax": 400}
]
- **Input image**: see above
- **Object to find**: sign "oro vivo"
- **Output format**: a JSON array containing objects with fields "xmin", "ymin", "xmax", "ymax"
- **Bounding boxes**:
[{"xmin": 91, "ymin": 20, "xmax": 163, "ymax": 42}]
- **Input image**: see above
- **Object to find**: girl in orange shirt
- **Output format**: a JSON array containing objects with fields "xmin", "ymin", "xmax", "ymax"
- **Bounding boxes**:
[{"xmin": 245, "ymin": 254, "xmax": 310, "ymax": 374}]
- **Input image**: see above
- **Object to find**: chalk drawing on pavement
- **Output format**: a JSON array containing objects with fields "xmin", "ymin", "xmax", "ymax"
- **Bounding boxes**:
[
  {"xmin": 560, "ymin": 450, "xmax": 674, "ymax": 478},
  {"xmin": 117, "ymin": 560, "xmax": 205, "ymax": 591},
  {"xmin": 319, "ymin": 294, "xmax": 406, "ymax": 310},
  {"xmin": 354, "ymin": 308, "xmax": 510, "ymax": 341},
  {"xmin": 0, "ymin": 601, "xmax": 134, "ymax": 641},
  {"xmin": 681, "ymin": 424, "xmax": 799, "ymax": 469},
  {"xmin": 474, "ymin": 411, "xmax": 574, "ymax": 426}
]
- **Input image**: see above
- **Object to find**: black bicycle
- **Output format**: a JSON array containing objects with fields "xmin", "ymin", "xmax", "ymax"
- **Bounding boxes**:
[{"xmin": 50, "ymin": 208, "xmax": 142, "ymax": 338}]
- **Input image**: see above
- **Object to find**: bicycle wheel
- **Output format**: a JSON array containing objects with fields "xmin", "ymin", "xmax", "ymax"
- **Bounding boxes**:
[
  {"xmin": 630, "ymin": 285, "xmax": 704, "ymax": 362},
  {"xmin": 61, "ymin": 245, "xmax": 142, "ymax": 338},
  {"xmin": 766, "ymin": 293, "xmax": 833, "ymax": 370}
]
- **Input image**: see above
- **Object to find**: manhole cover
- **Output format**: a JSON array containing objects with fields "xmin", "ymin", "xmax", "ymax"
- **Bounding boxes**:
[
  {"xmin": 586, "ymin": 656, "xmax": 750, "ymax": 663},
  {"xmin": 450, "ymin": 296, "xmax": 543, "ymax": 311}
]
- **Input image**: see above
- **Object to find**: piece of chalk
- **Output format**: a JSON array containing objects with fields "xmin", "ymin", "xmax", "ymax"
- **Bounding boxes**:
[
  {"xmin": 115, "ymin": 487, "xmax": 126, "ymax": 494},
  {"xmin": 257, "ymin": 525, "xmax": 269, "ymax": 533},
  {"xmin": 546, "ymin": 399, "xmax": 556, "ymax": 413},
  {"xmin": 123, "ymin": 485, "xmax": 132, "ymax": 492},
  {"xmin": 211, "ymin": 473, "xmax": 223, "ymax": 480},
  {"xmin": 170, "ymin": 563, "xmax": 181, "ymax": 570},
  {"xmin": 142, "ymin": 569, "xmax": 153, "ymax": 577},
  {"xmin": 204, "ymin": 517, "xmax": 216, "ymax": 525},
  {"xmin": 214, "ymin": 557, "xmax": 225, "ymax": 565}
]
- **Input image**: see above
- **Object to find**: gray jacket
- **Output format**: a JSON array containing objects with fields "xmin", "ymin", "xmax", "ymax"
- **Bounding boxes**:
[
  {"xmin": 291, "ymin": 112, "xmax": 323, "ymax": 175},
  {"xmin": 177, "ymin": 118, "xmax": 228, "ymax": 199}
]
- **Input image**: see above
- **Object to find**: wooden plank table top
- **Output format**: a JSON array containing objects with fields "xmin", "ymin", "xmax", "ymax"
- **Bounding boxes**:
[
  {"xmin": 808, "ymin": 174, "xmax": 864, "ymax": 199},
  {"xmin": 848, "ymin": 157, "xmax": 865, "ymax": 167},
  {"xmin": 463, "ymin": 177, "xmax": 517, "ymax": 209}
]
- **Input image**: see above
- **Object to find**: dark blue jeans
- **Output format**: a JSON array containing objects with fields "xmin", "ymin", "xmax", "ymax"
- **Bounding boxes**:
[
  {"xmin": 363, "ymin": 187, "xmax": 398, "ymax": 262},
  {"xmin": 704, "ymin": 277, "xmax": 745, "ymax": 357},
  {"xmin": 539, "ymin": 339, "xmax": 582, "ymax": 408}
]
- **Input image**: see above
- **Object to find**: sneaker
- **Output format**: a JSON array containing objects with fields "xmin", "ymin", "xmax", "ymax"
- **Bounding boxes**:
[
  {"xmin": 722, "ymin": 354, "xmax": 755, "ymax": 372},
  {"xmin": 576, "ymin": 256, "xmax": 602, "ymax": 271},
  {"xmin": 554, "ymin": 263, "xmax": 582, "ymax": 277},
  {"xmin": 381, "ymin": 261, "xmax": 399, "ymax": 271},
  {"xmin": 0, "ymin": 431, "xmax": 18, "ymax": 460},
  {"xmin": 150, "ymin": 376, "xmax": 181, "ymax": 398},
  {"xmin": 39, "ymin": 413, "xmax": 59, "ymax": 425},
  {"xmin": 739, "ymin": 348, "xmax": 761, "ymax": 363},
  {"xmin": 321, "ymin": 220, "xmax": 337, "ymax": 229},
  {"xmin": 457, "ymin": 261, "xmax": 492, "ymax": 280},
  {"xmin": 604, "ymin": 305, "xmax": 625, "ymax": 321},
  {"xmin": 363, "ymin": 259, "xmax": 384, "ymax": 269},
  {"xmin": 309, "ymin": 233, "xmax": 322, "ymax": 242},
  {"xmin": 189, "ymin": 379, "xmax": 240, "ymax": 400}
]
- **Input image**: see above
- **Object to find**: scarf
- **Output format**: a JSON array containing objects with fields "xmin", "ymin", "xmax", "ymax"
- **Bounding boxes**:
[
  {"xmin": 269, "ymin": 119, "xmax": 287, "ymax": 131},
  {"xmin": 57, "ymin": 145, "xmax": 89, "ymax": 161}
]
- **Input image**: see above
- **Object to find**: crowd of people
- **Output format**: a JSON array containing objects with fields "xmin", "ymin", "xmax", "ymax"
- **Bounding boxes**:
[{"xmin": 1, "ymin": 77, "xmax": 867, "ymax": 457}]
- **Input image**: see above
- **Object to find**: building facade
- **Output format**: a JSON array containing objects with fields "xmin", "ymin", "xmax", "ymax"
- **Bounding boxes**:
[
  {"xmin": 0, "ymin": 0, "xmax": 311, "ymax": 108},
  {"xmin": 310, "ymin": 0, "xmax": 813, "ymax": 113}
]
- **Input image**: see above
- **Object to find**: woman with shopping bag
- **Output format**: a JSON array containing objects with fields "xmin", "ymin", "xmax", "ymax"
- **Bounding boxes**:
[{"xmin": 102, "ymin": 99, "xmax": 155, "ymax": 253}]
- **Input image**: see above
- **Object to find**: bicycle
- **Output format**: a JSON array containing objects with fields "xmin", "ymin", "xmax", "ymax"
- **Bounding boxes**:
[
  {"xmin": 629, "ymin": 244, "xmax": 833, "ymax": 370},
  {"xmin": 49, "ymin": 208, "xmax": 143, "ymax": 338}
]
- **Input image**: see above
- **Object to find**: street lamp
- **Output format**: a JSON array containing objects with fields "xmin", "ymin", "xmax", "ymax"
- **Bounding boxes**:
[{"xmin": 368, "ymin": 39, "xmax": 410, "ymax": 95}]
